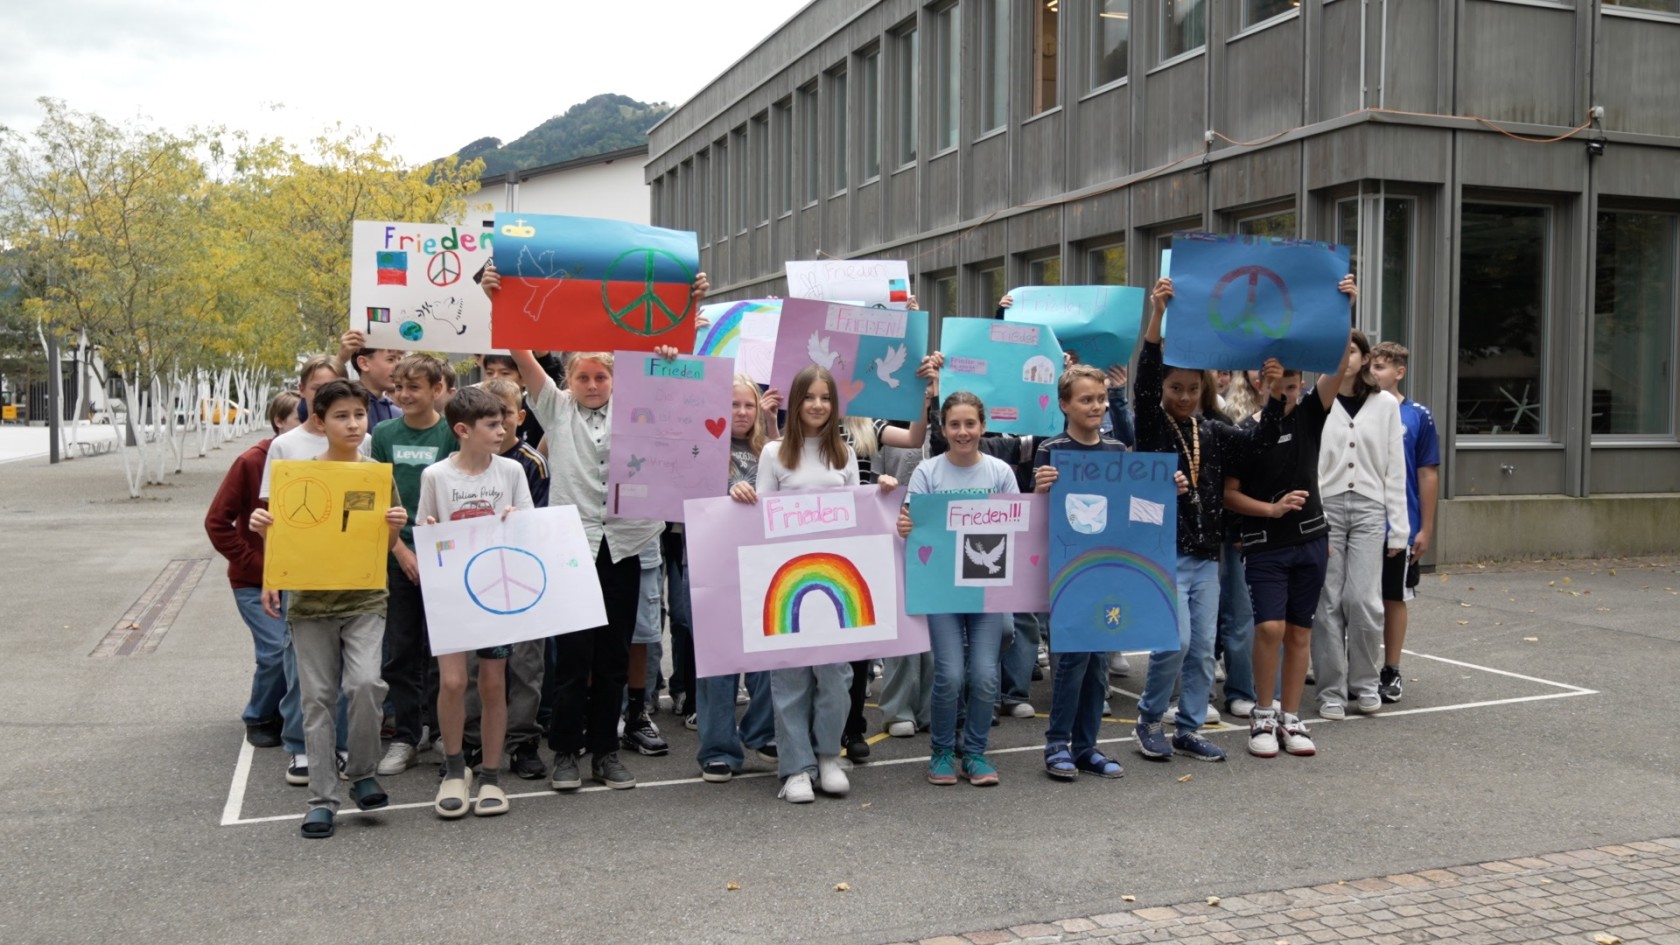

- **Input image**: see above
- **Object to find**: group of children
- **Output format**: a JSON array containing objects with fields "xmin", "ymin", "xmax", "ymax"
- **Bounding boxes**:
[{"xmin": 205, "ymin": 266, "xmax": 1441, "ymax": 834}]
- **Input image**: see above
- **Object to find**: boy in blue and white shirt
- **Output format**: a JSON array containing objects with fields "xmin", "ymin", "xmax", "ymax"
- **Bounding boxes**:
[{"xmin": 1369, "ymin": 341, "xmax": 1440, "ymax": 704}]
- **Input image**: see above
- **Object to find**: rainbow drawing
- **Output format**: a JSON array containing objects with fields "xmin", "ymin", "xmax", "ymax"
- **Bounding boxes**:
[
  {"xmin": 367, "ymin": 306, "xmax": 391, "ymax": 323},
  {"xmin": 1049, "ymin": 547, "xmax": 1176, "ymax": 618},
  {"xmin": 629, "ymin": 407, "xmax": 656, "ymax": 424},
  {"xmin": 761, "ymin": 552, "xmax": 877, "ymax": 636},
  {"xmin": 696, "ymin": 300, "xmax": 778, "ymax": 357}
]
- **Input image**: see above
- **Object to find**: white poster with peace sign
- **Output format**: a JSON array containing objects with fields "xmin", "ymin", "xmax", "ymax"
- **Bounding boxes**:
[{"xmin": 350, "ymin": 220, "xmax": 498, "ymax": 354}]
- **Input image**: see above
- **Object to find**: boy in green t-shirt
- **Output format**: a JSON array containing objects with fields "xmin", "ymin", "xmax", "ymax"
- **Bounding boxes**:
[
  {"xmin": 252, "ymin": 380, "xmax": 407, "ymax": 838},
  {"xmin": 369, "ymin": 354, "xmax": 458, "ymax": 775}
]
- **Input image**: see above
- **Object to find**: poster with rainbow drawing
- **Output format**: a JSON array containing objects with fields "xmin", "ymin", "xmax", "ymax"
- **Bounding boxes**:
[
  {"xmin": 1046, "ymin": 450, "xmax": 1182, "ymax": 654},
  {"xmin": 684, "ymin": 486, "xmax": 929, "ymax": 675},
  {"xmin": 904, "ymin": 492, "xmax": 1050, "ymax": 615},
  {"xmin": 693, "ymin": 299, "xmax": 780, "ymax": 385}
]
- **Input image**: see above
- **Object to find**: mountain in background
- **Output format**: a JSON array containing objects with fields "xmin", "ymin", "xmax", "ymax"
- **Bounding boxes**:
[{"xmin": 451, "ymin": 93, "xmax": 673, "ymax": 177}]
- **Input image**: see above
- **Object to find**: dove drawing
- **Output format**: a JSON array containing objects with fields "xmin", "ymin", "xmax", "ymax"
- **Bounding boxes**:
[
  {"xmin": 963, "ymin": 536, "xmax": 1006, "ymax": 575},
  {"xmin": 1064, "ymin": 494, "xmax": 1108, "ymax": 535},
  {"xmin": 873, "ymin": 343, "xmax": 908, "ymax": 389},
  {"xmin": 807, "ymin": 331, "xmax": 840, "ymax": 371}
]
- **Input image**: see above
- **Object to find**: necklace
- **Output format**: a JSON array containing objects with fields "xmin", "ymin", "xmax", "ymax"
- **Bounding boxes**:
[{"xmin": 1169, "ymin": 413, "xmax": 1201, "ymax": 495}]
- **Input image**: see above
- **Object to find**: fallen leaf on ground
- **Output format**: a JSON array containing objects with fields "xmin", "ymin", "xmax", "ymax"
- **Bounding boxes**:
[
  {"xmin": 1121, "ymin": 895, "xmax": 1137, "ymax": 902},
  {"xmin": 1592, "ymin": 934, "xmax": 1623, "ymax": 945},
  {"xmin": 1609, "ymin": 568, "xmax": 1617, "ymax": 576},
  {"xmin": 1457, "ymin": 620, "xmax": 1470, "ymax": 625},
  {"xmin": 1206, "ymin": 896, "xmax": 1222, "ymax": 906},
  {"xmin": 1561, "ymin": 576, "xmax": 1573, "ymax": 584},
  {"xmin": 860, "ymin": 802, "xmax": 872, "ymax": 809},
  {"xmin": 1460, "ymin": 602, "xmax": 1473, "ymax": 608},
  {"xmin": 834, "ymin": 882, "xmax": 850, "ymax": 893},
  {"xmin": 1177, "ymin": 774, "xmax": 1194, "ymax": 783},
  {"xmin": 1548, "ymin": 581, "xmax": 1556, "ymax": 587},
  {"xmin": 1523, "ymin": 637, "xmax": 1539, "ymax": 642},
  {"xmin": 1439, "ymin": 574, "xmax": 1450, "ymax": 582},
  {"xmin": 1336, "ymin": 880, "xmax": 1347, "ymax": 886},
  {"xmin": 726, "ymin": 882, "xmax": 741, "ymax": 891}
]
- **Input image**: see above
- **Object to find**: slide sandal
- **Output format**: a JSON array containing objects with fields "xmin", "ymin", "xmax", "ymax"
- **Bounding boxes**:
[
  {"xmin": 473, "ymin": 783, "xmax": 509, "ymax": 817},
  {"xmin": 434, "ymin": 771, "xmax": 474, "ymax": 819},
  {"xmin": 1043, "ymin": 743, "xmax": 1079, "ymax": 781},
  {"xmin": 1075, "ymin": 749, "xmax": 1125, "ymax": 779},
  {"xmin": 350, "ymin": 777, "xmax": 388, "ymax": 811},
  {"xmin": 300, "ymin": 807, "xmax": 335, "ymax": 839}
]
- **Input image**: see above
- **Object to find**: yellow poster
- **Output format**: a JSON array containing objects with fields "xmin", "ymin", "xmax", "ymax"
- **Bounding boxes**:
[{"xmin": 264, "ymin": 460, "xmax": 395, "ymax": 591}]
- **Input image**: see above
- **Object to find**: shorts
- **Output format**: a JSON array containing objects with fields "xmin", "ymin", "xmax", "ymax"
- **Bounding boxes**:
[
  {"xmin": 476, "ymin": 644, "xmax": 511, "ymax": 660},
  {"xmin": 1381, "ymin": 549, "xmax": 1419, "ymax": 603},
  {"xmin": 1243, "ymin": 537, "xmax": 1330, "ymax": 628},
  {"xmin": 632, "ymin": 543, "xmax": 665, "ymax": 645}
]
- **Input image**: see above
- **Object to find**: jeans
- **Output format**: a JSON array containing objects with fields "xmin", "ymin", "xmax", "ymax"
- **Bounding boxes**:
[
  {"xmin": 770, "ymin": 662, "xmax": 852, "ymax": 779},
  {"xmin": 549, "ymin": 542, "xmax": 642, "ymax": 757},
  {"xmin": 232, "ymin": 587, "xmax": 289, "ymax": 726},
  {"xmin": 383, "ymin": 559, "xmax": 435, "ymax": 746},
  {"xmin": 663, "ymin": 530, "xmax": 695, "ymax": 702},
  {"xmin": 1312, "ymin": 492, "xmax": 1389, "ymax": 706},
  {"xmin": 694, "ymin": 672, "xmax": 774, "ymax": 770},
  {"xmin": 1044, "ymin": 652, "xmax": 1107, "ymax": 755},
  {"xmin": 928, "ymin": 612, "xmax": 1007, "ymax": 756},
  {"xmin": 1217, "ymin": 542, "xmax": 1257, "ymax": 707},
  {"xmin": 1138, "ymin": 555, "xmax": 1220, "ymax": 733},
  {"xmin": 998, "ymin": 611, "xmax": 1043, "ymax": 706},
  {"xmin": 291, "ymin": 613, "xmax": 387, "ymax": 812},
  {"xmin": 877, "ymin": 654, "xmax": 933, "ymax": 729}
]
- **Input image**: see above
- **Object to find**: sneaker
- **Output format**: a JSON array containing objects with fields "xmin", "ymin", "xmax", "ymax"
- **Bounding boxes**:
[
  {"xmin": 1037, "ymin": 645, "xmax": 1050, "ymax": 668},
  {"xmin": 1108, "ymin": 652, "xmax": 1132, "ymax": 676},
  {"xmin": 245, "ymin": 720, "xmax": 282, "ymax": 748},
  {"xmin": 376, "ymin": 741, "xmax": 417, "ymax": 776},
  {"xmin": 1354, "ymin": 692, "xmax": 1383, "ymax": 715},
  {"xmin": 285, "ymin": 754, "xmax": 309, "ymax": 786},
  {"xmin": 815, "ymin": 755, "xmax": 850, "ymax": 795},
  {"xmin": 510, "ymin": 746, "xmax": 547, "ymax": 780},
  {"xmin": 683, "ymin": 712, "xmax": 698, "ymax": 732},
  {"xmin": 1226, "ymin": 698, "xmax": 1257, "ymax": 719},
  {"xmin": 926, "ymin": 749, "xmax": 959, "ymax": 785},
  {"xmin": 1171, "ymin": 730, "xmax": 1227, "ymax": 762},
  {"xmin": 1214, "ymin": 660, "xmax": 1228, "ymax": 683},
  {"xmin": 1031, "ymin": 665, "xmax": 1044, "ymax": 681},
  {"xmin": 1134, "ymin": 720, "xmax": 1173, "ymax": 759},
  {"xmin": 548, "ymin": 752, "xmax": 582, "ymax": 791},
  {"xmin": 673, "ymin": 693, "xmax": 694, "ymax": 718},
  {"xmin": 753, "ymin": 744, "xmax": 779, "ymax": 766},
  {"xmin": 843, "ymin": 733, "xmax": 871, "ymax": 761},
  {"xmin": 779, "ymin": 771, "xmax": 815, "ymax": 803},
  {"xmin": 1318, "ymin": 700, "xmax": 1347, "ymax": 721},
  {"xmin": 621, "ymin": 711, "xmax": 670, "ymax": 756},
  {"xmin": 592, "ymin": 752, "xmax": 637, "ymax": 789},
  {"xmin": 1101, "ymin": 699, "xmax": 1114, "ymax": 717},
  {"xmin": 701, "ymin": 761, "xmax": 733, "ymax": 783},
  {"xmin": 736, "ymin": 684, "xmax": 750, "ymax": 705},
  {"xmin": 886, "ymin": 720, "xmax": 916, "ymax": 738},
  {"xmin": 1167, "ymin": 703, "xmax": 1222, "ymax": 726},
  {"xmin": 1379, "ymin": 665, "xmax": 1404, "ymax": 704},
  {"xmin": 415, "ymin": 725, "xmax": 435, "ymax": 754},
  {"xmin": 1280, "ymin": 713, "xmax": 1317, "ymax": 755},
  {"xmin": 1247, "ymin": 709, "xmax": 1280, "ymax": 758},
  {"xmin": 1005, "ymin": 701, "xmax": 1036, "ymax": 719},
  {"xmin": 380, "ymin": 712, "xmax": 396, "ymax": 739},
  {"xmin": 962, "ymin": 753, "xmax": 1000, "ymax": 786}
]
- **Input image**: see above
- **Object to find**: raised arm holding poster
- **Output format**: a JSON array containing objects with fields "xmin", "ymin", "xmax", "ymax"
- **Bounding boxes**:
[
  {"xmin": 1003, "ymin": 285, "xmax": 1145, "ymax": 371},
  {"xmin": 350, "ymin": 220, "xmax": 496, "ymax": 353},
  {"xmin": 685, "ymin": 486, "xmax": 929, "ymax": 676},
  {"xmin": 606, "ymin": 351, "xmax": 733, "ymax": 522},
  {"xmin": 1047, "ymin": 449, "xmax": 1182, "ymax": 654},
  {"xmin": 769, "ymin": 298, "xmax": 929, "ymax": 421},
  {"xmin": 785, "ymin": 259, "xmax": 911, "ymax": 309},
  {"xmin": 937, "ymin": 317, "xmax": 1065, "ymax": 435},
  {"xmin": 904, "ymin": 493, "xmax": 1050, "ymax": 616},
  {"xmin": 693, "ymin": 299, "xmax": 781, "ymax": 385},
  {"xmin": 489, "ymin": 212, "xmax": 701, "ymax": 353},
  {"xmin": 1161, "ymin": 232, "xmax": 1353, "ymax": 373}
]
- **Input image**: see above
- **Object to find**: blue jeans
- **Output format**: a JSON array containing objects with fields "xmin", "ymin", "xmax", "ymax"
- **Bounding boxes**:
[
  {"xmin": 1217, "ymin": 542, "xmax": 1257, "ymax": 707},
  {"xmin": 928, "ymin": 612, "xmax": 1006, "ymax": 756},
  {"xmin": 770, "ymin": 662, "xmax": 852, "ymax": 779},
  {"xmin": 694, "ymin": 672, "xmax": 774, "ymax": 770},
  {"xmin": 1138, "ymin": 555, "xmax": 1220, "ymax": 733},
  {"xmin": 998, "ymin": 611, "xmax": 1043, "ymax": 706},
  {"xmin": 1044, "ymin": 652, "xmax": 1107, "ymax": 754},
  {"xmin": 232, "ymin": 587, "xmax": 289, "ymax": 726},
  {"xmin": 281, "ymin": 629, "xmax": 348, "ymax": 756}
]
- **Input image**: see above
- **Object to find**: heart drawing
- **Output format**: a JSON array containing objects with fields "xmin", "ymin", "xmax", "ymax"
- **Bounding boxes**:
[
  {"xmin": 841, "ymin": 377, "xmax": 866, "ymax": 403},
  {"xmin": 704, "ymin": 417, "xmax": 727, "ymax": 438},
  {"xmin": 1038, "ymin": 394, "xmax": 1051, "ymax": 410},
  {"xmin": 916, "ymin": 546, "xmax": 932, "ymax": 565},
  {"xmin": 1029, "ymin": 554, "xmax": 1041, "ymax": 566}
]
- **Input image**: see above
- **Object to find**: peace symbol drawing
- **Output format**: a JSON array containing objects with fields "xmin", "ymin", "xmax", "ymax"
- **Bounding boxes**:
[
  {"xmin": 1209, "ymin": 266, "xmax": 1294, "ymax": 339},
  {"xmin": 275, "ymin": 477, "xmax": 332, "ymax": 529},
  {"xmin": 464, "ymin": 546, "xmax": 548, "ymax": 616},
  {"xmin": 602, "ymin": 248, "xmax": 695, "ymax": 337},
  {"xmin": 426, "ymin": 251, "xmax": 462, "ymax": 287}
]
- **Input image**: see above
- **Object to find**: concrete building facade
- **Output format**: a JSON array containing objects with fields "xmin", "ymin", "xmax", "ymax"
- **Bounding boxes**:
[
  {"xmin": 474, "ymin": 145, "xmax": 650, "ymax": 222},
  {"xmin": 646, "ymin": 0, "xmax": 1680, "ymax": 562}
]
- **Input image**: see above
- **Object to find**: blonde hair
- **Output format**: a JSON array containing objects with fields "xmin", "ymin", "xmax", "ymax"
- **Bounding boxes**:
[
  {"xmin": 566, "ymin": 352, "xmax": 615, "ymax": 372},
  {"xmin": 778, "ymin": 365, "xmax": 849, "ymax": 472},
  {"xmin": 1057, "ymin": 363, "xmax": 1107, "ymax": 403},
  {"xmin": 732, "ymin": 374, "xmax": 769, "ymax": 458},
  {"xmin": 267, "ymin": 390, "xmax": 302, "ymax": 433},
  {"xmin": 479, "ymin": 377, "xmax": 523, "ymax": 410},
  {"xmin": 1225, "ymin": 371, "xmax": 1266, "ymax": 422},
  {"xmin": 297, "ymin": 354, "xmax": 344, "ymax": 389},
  {"xmin": 843, "ymin": 416, "xmax": 879, "ymax": 459}
]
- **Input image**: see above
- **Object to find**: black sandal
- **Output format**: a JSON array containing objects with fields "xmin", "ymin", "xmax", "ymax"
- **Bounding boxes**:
[
  {"xmin": 1043, "ymin": 743, "xmax": 1079, "ymax": 781},
  {"xmin": 300, "ymin": 807, "xmax": 335, "ymax": 839},
  {"xmin": 350, "ymin": 777, "xmax": 388, "ymax": 811},
  {"xmin": 1075, "ymin": 748, "xmax": 1125, "ymax": 779}
]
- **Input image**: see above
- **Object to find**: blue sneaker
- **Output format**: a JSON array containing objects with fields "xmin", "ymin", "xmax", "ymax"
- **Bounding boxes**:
[
  {"xmin": 1171, "ymin": 730, "xmax": 1227, "ymax": 762},
  {"xmin": 1134, "ymin": 720, "xmax": 1173, "ymax": 759},
  {"xmin": 927, "ymin": 748, "xmax": 958, "ymax": 785}
]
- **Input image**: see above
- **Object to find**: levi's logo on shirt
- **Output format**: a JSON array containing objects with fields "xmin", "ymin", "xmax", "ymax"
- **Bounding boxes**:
[{"xmin": 392, "ymin": 445, "xmax": 439, "ymax": 464}]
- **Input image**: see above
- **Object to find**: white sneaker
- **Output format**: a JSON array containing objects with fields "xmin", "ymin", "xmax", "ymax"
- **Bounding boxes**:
[
  {"xmin": 1108, "ymin": 652, "xmax": 1132, "ymax": 676},
  {"xmin": 377, "ymin": 741, "xmax": 416, "ymax": 775},
  {"xmin": 1248, "ymin": 709, "xmax": 1280, "ymax": 757},
  {"xmin": 815, "ymin": 755, "xmax": 850, "ymax": 796},
  {"xmin": 1214, "ymin": 660, "xmax": 1227, "ymax": 683},
  {"xmin": 1355, "ymin": 692, "xmax": 1383, "ymax": 715},
  {"xmin": 886, "ymin": 720, "xmax": 916, "ymax": 738},
  {"xmin": 1167, "ymin": 703, "xmax": 1222, "ymax": 725},
  {"xmin": 779, "ymin": 771, "xmax": 815, "ymax": 803},
  {"xmin": 736, "ymin": 684, "xmax": 750, "ymax": 705},
  {"xmin": 1318, "ymin": 701, "xmax": 1347, "ymax": 721},
  {"xmin": 1008, "ymin": 702, "xmax": 1036, "ymax": 719},
  {"xmin": 1227, "ymin": 698, "xmax": 1257, "ymax": 719},
  {"xmin": 1281, "ymin": 714, "xmax": 1317, "ymax": 755}
]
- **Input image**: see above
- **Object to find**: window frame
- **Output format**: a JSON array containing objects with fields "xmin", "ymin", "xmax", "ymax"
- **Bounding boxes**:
[
  {"xmin": 1157, "ymin": 0, "xmax": 1209, "ymax": 68},
  {"xmin": 1090, "ymin": 0, "xmax": 1131, "ymax": 93},
  {"xmin": 894, "ymin": 23, "xmax": 920, "ymax": 170},
  {"xmin": 932, "ymin": 2, "xmax": 961, "ymax": 155},
  {"xmin": 978, "ymin": 0, "xmax": 1010, "ymax": 134},
  {"xmin": 1454, "ymin": 198, "xmax": 1557, "ymax": 441},
  {"xmin": 859, "ymin": 46, "xmax": 883, "ymax": 183},
  {"xmin": 1590, "ymin": 205, "xmax": 1680, "ymax": 441}
]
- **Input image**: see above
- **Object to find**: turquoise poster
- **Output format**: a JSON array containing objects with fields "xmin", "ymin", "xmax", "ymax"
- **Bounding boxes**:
[
  {"xmin": 904, "ymin": 493, "xmax": 1050, "ymax": 616},
  {"xmin": 1004, "ymin": 285, "xmax": 1145, "ymax": 372},
  {"xmin": 937, "ymin": 317, "xmax": 1065, "ymax": 435}
]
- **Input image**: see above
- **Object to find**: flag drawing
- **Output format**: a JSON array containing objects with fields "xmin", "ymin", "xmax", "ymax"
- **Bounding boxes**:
[
  {"xmin": 367, "ymin": 306, "xmax": 391, "ymax": 323},
  {"xmin": 376, "ymin": 251, "xmax": 408, "ymax": 286},
  {"xmin": 888, "ymin": 277, "xmax": 909, "ymax": 302},
  {"xmin": 435, "ymin": 539, "xmax": 455, "ymax": 566},
  {"xmin": 1129, "ymin": 496, "xmax": 1167, "ymax": 525}
]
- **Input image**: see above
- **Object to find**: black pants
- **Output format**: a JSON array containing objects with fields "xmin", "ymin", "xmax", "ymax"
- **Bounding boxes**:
[
  {"xmin": 547, "ymin": 541, "xmax": 642, "ymax": 757},
  {"xmin": 384, "ymin": 559, "xmax": 436, "ymax": 745},
  {"xmin": 662, "ymin": 529, "xmax": 695, "ymax": 702},
  {"xmin": 844, "ymin": 660, "xmax": 871, "ymax": 740}
]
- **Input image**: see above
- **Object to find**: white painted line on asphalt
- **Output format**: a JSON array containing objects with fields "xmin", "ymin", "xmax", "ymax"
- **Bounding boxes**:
[
  {"xmin": 220, "ymin": 739, "xmax": 255, "ymax": 826},
  {"xmin": 1400, "ymin": 649, "xmax": 1597, "ymax": 693}
]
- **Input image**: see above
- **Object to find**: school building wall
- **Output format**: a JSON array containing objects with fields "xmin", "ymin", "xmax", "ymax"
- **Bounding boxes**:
[
  {"xmin": 471, "ymin": 145, "xmax": 650, "ymax": 225},
  {"xmin": 645, "ymin": 0, "xmax": 1680, "ymax": 565}
]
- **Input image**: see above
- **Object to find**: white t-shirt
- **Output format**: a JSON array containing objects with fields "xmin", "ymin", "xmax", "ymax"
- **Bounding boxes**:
[
  {"xmin": 258, "ymin": 424, "xmax": 373, "ymax": 499},
  {"xmin": 417, "ymin": 454, "xmax": 535, "ymax": 524},
  {"xmin": 907, "ymin": 453, "xmax": 1018, "ymax": 497},
  {"xmin": 755, "ymin": 439, "xmax": 860, "ymax": 493}
]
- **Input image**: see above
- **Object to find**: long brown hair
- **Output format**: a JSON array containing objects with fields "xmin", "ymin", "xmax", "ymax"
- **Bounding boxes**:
[
  {"xmin": 778, "ymin": 365, "xmax": 849, "ymax": 471},
  {"xmin": 1346, "ymin": 329, "xmax": 1379, "ymax": 399}
]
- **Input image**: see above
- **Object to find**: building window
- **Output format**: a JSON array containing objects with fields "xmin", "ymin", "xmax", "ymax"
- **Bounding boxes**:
[
  {"xmin": 1092, "ymin": 1, "xmax": 1130, "ymax": 89},
  {"xmin": 799, "ymin": 84, "xmax": 819, "ymax": 205},
  {"xmin": 930, "ymin": 271, "xmax": 959, "ymax": 320},
  {"xmin": 752, "ymin": 115, "xmax": 770, "ymax": 224},
  {"xmin": 1242, "ymin": 0, "xmax": 1299, "ymax": 29},
  {"xmin": 732, "ymin": 127, "xmax": 748, "ymax": 233},
  {"xmin": 860, "ymin": 49, "xmax": 881, "ymax": 180},
  {"xmin": 1032, "ymin": 0, "xmax": 1059, "ymax": 114},
  {"xmin": 979, "ymin": 0, "xmax": 1009, "ymax": 132},
  {"xmin": 976, "ymin": 264, "xmax": 1007, "ymax": 312},
  {"xmin": 934, "ymin": 4, "xmax": 960, "ymax": 152},
  {"xmin": 1236, "ymin": 208, "xmax": 1297, "ymax": 238},
  {"xmin": 895, "ymin": 26, "xmax": 919, "ymax": 167},
  {"xmin": 693, "ymin": 152, "xmax": 708, "ymax": 242},
  {"xmin": 1593, "ymin": 211, "xmax": 1677, "ymax": 435},
  {"xmin": 1605, "ymin": 1, "xmax": 1680, "ymax": 13},
  {"xmin": 1026, "ymin": 255, "xmax": 1063, "ymax": 287},
  {"xmin": 1088, "ymin": 242, "xmax": 1128, "ymax": 284},
  {"xmin": 713, "ymin": 139, "xmax": 729, "ymax": 242},
  {"xmin": 830, "ymin": 69, "xmax": 848, "ymax": 193},
  {"xmin": 1161, "ymin": 0, "xmax": 1207, "ymax": 62},
  {"xmin": 774, "ymin": 100, "xmax": 792, "ymax": 215},
  {"xmin": 1337, "ymin": 196, "xmax": 1416, "ymax": 351},
  {"xmin": 1457, "ymin": 203, "xmax": 1549, "ymax": 436}
]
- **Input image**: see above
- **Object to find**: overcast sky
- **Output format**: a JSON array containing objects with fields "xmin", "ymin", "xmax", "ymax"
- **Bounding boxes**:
[{"xmin": 1, "ymin": 0, "xmax": 811, "ymax": 163}]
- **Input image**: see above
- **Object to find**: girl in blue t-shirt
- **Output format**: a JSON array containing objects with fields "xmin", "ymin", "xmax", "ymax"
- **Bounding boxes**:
[{"xmin": 896, "ymin": 391, "xmax": 1019, "ymax": 786}]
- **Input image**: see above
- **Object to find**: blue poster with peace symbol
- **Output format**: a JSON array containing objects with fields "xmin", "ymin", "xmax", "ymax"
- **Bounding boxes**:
[{"xmin": 1162, "ymin": 233, "xmax": 1352, "ymax": 373}]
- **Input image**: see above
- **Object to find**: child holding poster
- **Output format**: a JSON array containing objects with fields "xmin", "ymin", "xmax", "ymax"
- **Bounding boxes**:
[
  {"xmin": 895, "ymin": 391, "xmax": 1017, "ymax": 787},
  {"xmin": 739, "ymin": 364, "xmax": 898, "ymax": 804},
  {"xmin": 417, "ymin": 386, "xmax": 535, "ymax": 818},
  {"xmin": 251, "ymin": 380, "xmax": 406, "ymax": 839}
]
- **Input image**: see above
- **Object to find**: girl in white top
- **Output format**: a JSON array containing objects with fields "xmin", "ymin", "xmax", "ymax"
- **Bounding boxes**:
[
  {"xmin": 733, "ymin": 364, "xmax": 897, "ymax": 803},
  {"xmin": 1313, "ymin": 330, "xmax": 1409, "ymax": 719}
]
